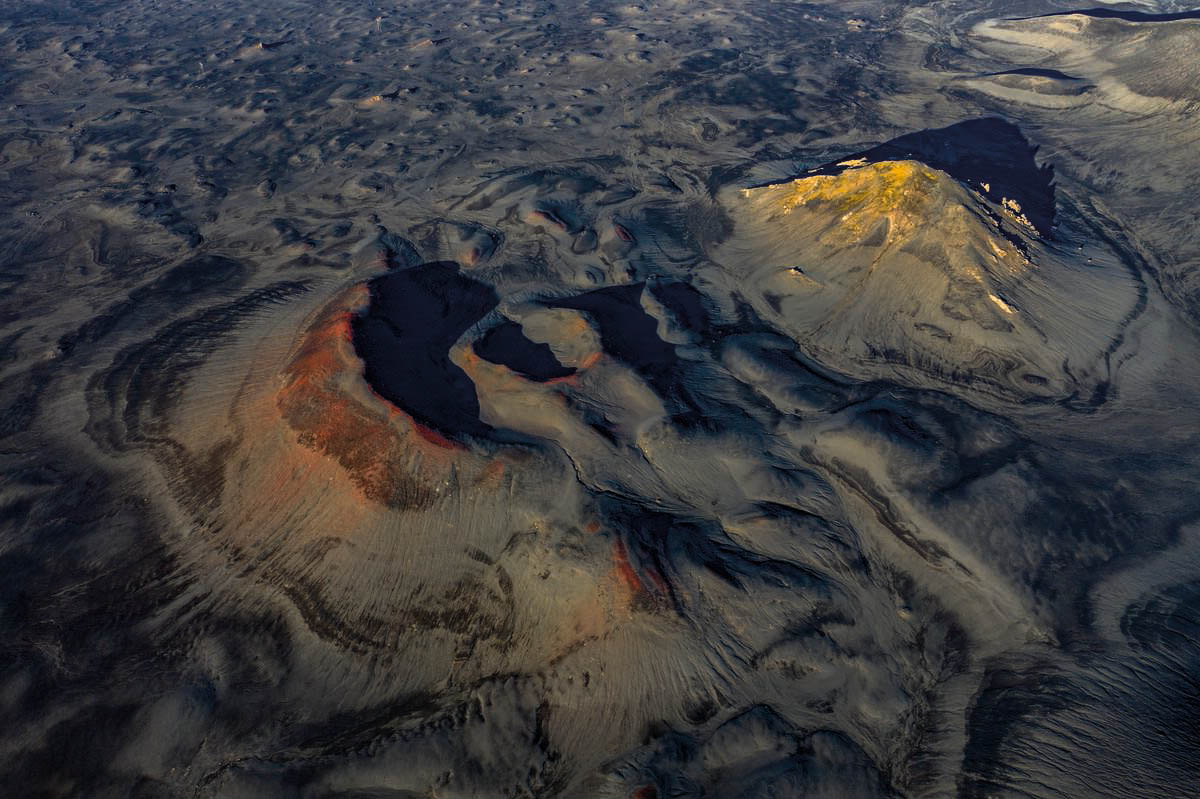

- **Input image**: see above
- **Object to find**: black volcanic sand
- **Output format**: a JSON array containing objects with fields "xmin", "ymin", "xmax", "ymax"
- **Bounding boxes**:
[{"xmin": 352, "ymin": 262, "xmax": 497, "ymax": 440}]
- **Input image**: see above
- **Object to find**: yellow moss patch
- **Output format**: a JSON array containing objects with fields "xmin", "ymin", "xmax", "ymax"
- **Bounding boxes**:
[
  {"xmin": 788, "ymin": 161, "xmax": 937, "ymax": 213},
  {"xmin": 743, "ymin": 160, "xmax": 952, "ymax": 240}
]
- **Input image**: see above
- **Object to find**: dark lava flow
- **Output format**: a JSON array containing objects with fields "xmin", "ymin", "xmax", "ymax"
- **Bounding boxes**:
[
  {"xmin": 473, "ymin": 320, "xmax": 575, "ymax": 381},
  {"xmin": 352, "ymin": 262, "xmax": 497, "ymax": 440}
]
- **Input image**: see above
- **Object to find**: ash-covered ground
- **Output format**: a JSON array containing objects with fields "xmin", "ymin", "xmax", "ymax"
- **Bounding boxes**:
[{"xmin": 2, "ymin": 1, "xmax": 1200, "ymax": 796}]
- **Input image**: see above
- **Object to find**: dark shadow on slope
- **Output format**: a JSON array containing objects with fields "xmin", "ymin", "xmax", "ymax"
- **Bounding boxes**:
[
  {"xmin": 1030, "ymin": 8, "xmax": 1200, "ymax": 22},
  {"xmin": 546, "ymin": 282, "xmax": 717, "ymax": 427},
  {"xmin": 352, "ymin": 262, "xmax": 498, "ymax": 440},
  {"xmin": 473, "ymin": 320, "xmax": 575, "ymax": 381},
  {"xmin": 855, "ymin": 119, "xmax": 1055, "ymax": 237},
  {"xmin": 990, "ymin": 67, "xmax": 1082, "ymax": 80},
  {"xmin": 650, "ymin": 280, "xmax": 712, "ymax": 339},
  {"xmin": 547, "ymin": 283, "xmax": 681, "ymax": 397},
  {"xmin": 759, "ymin": 118, "xmax": 1057, "ymax": 237}
]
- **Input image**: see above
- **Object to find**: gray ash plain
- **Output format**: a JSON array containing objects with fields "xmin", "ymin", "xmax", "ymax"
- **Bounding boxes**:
[{"xmin": 2, "ymin": 1, "xmax": 1200, "ymax": 797}]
